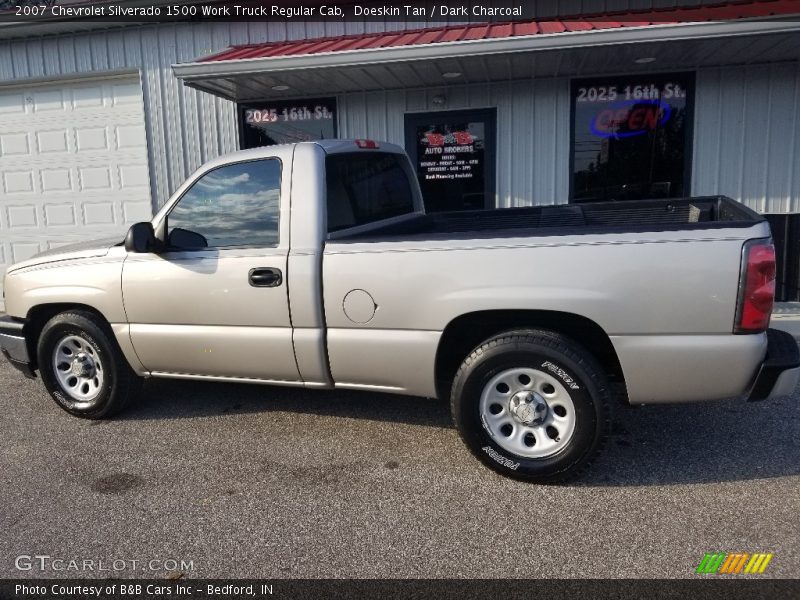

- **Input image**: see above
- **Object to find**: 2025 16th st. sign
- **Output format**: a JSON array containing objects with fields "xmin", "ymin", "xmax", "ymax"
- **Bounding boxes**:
[{"xmin": 571, "ymin": 72, "xmax": 694, "ymax": 202}]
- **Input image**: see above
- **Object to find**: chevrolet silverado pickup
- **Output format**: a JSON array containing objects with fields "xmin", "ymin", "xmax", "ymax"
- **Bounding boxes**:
[{"xmin": 1, "ymin": 139, "xmax": 798, "ymax": 482}]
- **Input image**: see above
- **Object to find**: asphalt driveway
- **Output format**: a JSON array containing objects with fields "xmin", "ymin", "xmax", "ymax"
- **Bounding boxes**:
[{"xmin": 0, "ymin": 361, "xmax": 798, "ymax": 579}]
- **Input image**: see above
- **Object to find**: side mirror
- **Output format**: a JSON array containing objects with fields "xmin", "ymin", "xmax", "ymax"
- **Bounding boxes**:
[
  {"xmin": 124, "ymin": 222, "xmax": 156, "ymax": 253},
  {"xmin": 168, "ymin": 228, "xmax": 208, "ymax": 250}
]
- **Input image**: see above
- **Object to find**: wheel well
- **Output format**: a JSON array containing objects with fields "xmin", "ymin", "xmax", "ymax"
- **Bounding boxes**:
[
  {"xmin": 434, "ymin": 310, "xmax": 625, "ymax": 400},
  {"xmin": 24, "ymin": 303, "xmax": 108, "ymax": 370}
]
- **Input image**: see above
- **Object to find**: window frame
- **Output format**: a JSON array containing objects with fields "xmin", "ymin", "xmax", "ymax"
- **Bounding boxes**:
[
  {"xmin": 160, "ymin": 157, "xmax": 283, "ymax": 252},
  {"xmin": 324, "ymin": 150, "xmax": 425, "ymax": 241},
  {"xmin": 568, "ymin": 71, "xmax": 696, "ymax": 203},
  {"xmin": 324, "ymin": 150, "xmax": 420, "ymax": 233}
]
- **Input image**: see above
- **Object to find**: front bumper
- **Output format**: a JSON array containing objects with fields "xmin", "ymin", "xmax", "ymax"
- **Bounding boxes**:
[
  {"xmin": 0, "ymin": 315, "xmax": 35, "ymax": 379},
  {"xmin": 748, "ymin": 328, "xmax": 800, "ymax": 401}
]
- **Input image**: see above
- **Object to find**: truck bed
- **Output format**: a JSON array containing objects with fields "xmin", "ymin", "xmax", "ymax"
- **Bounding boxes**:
[{"xmin": 334, "ymin": 196, "xmax": 763, "ymax": 242}]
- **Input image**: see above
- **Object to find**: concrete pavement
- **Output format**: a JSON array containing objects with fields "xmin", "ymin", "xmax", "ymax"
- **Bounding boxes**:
[
  {"xmin": 771, "ymin": 302, "xmax": 800, "ymax": 339},
  {"xmin": 0, "ymin": 360, "xmax": 798, "ymax": 579}
]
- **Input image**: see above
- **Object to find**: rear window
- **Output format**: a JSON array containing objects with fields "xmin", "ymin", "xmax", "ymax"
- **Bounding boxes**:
[{"xmin": 325, "ymin": 152, "xmax": 415, "ymax": 232}]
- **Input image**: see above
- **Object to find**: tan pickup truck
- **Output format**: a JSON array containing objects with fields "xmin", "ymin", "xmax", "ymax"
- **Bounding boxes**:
[{"xmin": 1, "ymin": 140, "xmax": 798, "ymax": 482}]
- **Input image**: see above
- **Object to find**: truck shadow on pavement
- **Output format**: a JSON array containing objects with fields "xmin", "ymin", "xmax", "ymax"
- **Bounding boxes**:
[
  {"xmin": 126, "ymin": 378, "xmax": 454, "ymax": 428},
  {"xmin": 121, "ymin": 378, "xmax": 799, "ymax": 486}
]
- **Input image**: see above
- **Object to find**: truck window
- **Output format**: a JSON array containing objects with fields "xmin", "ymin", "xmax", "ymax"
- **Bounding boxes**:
[
  {"xmin": 167, "ymin": 159, "xmax": 281, "ymax": 249},
  {"xmin": 325, "ymin": 152, "xmax": 415, "ymax": 232}
]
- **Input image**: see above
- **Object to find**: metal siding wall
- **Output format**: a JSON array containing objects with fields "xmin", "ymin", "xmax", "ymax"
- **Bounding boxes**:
[
  {"xmin": 693, "ymin": 62, "xmax": 800, "ymax": 214},
  {"xmin": 338, "ymin": 79, "xmax": 571, "ymax": 208},
  {"xmin": 1, "ymin": 18, "xmax": 796, "ymax": 215},
  {"xmin": 0, "ymin": 21, "xmax": 395, "ymax": 210}
]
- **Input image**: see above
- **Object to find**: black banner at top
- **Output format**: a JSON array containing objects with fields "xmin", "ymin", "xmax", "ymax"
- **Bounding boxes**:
[
  {"xmin": 3, "ymin": 0, "xmax": 800, "ymax": 24},
  {"xmin": 2, "ymin": 1, "xmax": 534, "ymax": 23}
]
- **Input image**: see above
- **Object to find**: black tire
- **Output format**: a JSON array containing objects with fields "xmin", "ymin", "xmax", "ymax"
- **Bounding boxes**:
[
  {"xmin": 37, "ymin": 310, "xmax": 141, "ymax": 419},
  {"xmin": 451, "ymin": 329, "xmax": 611, "ymax": 483}
]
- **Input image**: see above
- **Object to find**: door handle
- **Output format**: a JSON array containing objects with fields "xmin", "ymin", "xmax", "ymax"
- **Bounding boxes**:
[{"xmin": 248, "ymin": 267, "xmax": 282, "ymax": 288}]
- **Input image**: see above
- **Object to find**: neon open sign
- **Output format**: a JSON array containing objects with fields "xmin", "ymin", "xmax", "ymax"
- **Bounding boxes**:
[{"xmin": 590, "ymin": 99, "xmax": 672, "ymax": 139}]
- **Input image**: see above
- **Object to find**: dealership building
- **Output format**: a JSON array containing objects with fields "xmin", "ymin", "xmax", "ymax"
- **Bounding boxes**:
[{"xmin": 1, "ymin": 0, "xmax": 800, "ymax": 304}]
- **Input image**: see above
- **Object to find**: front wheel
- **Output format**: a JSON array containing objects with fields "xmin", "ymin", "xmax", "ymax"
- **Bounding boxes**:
[
  {"xmin": 37, "ymin": 311, "xmax": 141, "ymax": 419},
  {"xmin": 451, "ymin": 330, "xmax": 611, "ymax": 483}
]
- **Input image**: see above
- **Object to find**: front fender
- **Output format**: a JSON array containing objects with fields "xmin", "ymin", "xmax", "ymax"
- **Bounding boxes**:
[
  {"xmin": 3, "ymin": 254, "xmax": 147, "ymax": 376},
  {"xmin": 4, "ymin": 257, "xmax": 126, "ymax": 323}
]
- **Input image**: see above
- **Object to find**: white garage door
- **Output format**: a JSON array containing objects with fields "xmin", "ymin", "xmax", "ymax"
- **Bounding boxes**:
[{"xmin": 0, "ymin": 74, "xmax": 152, "ymax": 306}]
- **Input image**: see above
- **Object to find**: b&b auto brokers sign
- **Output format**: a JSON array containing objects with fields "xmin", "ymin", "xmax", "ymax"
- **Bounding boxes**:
[{"xmin": 418, "ymin": 130, "xmax": 483, "ymax": 182}]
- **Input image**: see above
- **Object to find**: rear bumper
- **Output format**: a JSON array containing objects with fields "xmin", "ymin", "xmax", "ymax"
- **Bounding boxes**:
[
  {"xmin": 0, "ymin": 316, "xmax": 35, "ymax": 379},
  {"xmin": 748, "ymin": 328, "xmax": 800, "ymax": 401}
]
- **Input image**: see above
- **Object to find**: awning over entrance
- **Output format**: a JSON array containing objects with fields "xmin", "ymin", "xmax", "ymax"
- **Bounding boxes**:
[{"xmin": 172, "ymin": 1, "xmax": 800, "ymax": 101}]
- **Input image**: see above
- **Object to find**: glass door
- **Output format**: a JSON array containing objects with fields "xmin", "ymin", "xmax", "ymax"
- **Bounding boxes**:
[{"xmin": 404, "ymin": 108, "xmax": 497, "ymax": 212}]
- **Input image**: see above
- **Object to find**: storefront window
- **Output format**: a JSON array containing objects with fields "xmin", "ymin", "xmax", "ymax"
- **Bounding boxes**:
[
  {"xmin": 238, "ymin": 97, "xmax": 336, "ymax": 148},
  {"xmin": 404, "ymin": 109, "xmax": 496, "ymax": 212},
  {"xmin": 571, "ymin": 73, "xmax": 694, "ymax": 202}
]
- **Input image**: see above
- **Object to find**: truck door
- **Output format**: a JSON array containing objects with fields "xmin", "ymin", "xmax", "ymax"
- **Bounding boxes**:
[{"xmin": 121, "ymin": 157, "xmax": 300, "ymax": 382}]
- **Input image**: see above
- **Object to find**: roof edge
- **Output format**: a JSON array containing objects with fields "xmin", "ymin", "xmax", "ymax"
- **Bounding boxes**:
[{"xmin": 172, "ymin": 18, "xmax": 800, "ymax": 82}]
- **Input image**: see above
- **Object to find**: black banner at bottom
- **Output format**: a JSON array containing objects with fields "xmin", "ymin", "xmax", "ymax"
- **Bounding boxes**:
[{"xmin": 1, "ymin": 579, "xmax": 799, "ymax": 600}]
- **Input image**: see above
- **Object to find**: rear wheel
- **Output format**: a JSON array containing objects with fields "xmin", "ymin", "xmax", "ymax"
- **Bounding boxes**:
[
  {"xmin": 451, "ymin": 329, "xmax": 611, "ymax": 483},
  {"xmin": 37, "ymin": 311, "xmax": 141, "ymax": 419}
]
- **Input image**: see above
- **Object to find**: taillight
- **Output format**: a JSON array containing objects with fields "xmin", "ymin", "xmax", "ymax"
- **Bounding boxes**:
[
  {"xmin": 354, "ymin": 139, "xmax": 379, "ymax": 149},
  {"xmin": 734, "ymin": 239, "xmax": 776, "ymax": 333}
]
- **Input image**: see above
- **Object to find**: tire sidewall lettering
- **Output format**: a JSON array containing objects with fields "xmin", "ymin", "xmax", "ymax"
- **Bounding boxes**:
[
  {"xmin": 481, "ymin": 445, "xmax": 520, "ymax": 470},
  {"xmin": 540, "ymin": 360, "xmax": 581, "ymax": 390}
]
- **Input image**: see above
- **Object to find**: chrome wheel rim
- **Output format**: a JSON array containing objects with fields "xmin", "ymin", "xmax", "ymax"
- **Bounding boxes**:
[
  {"xmin": 479, "ymin": 367, "xmax": 577, "ymax": 459},
  {"xmin": 52, "ymin": 335, "xmax": 104, "ymax": 405}
]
